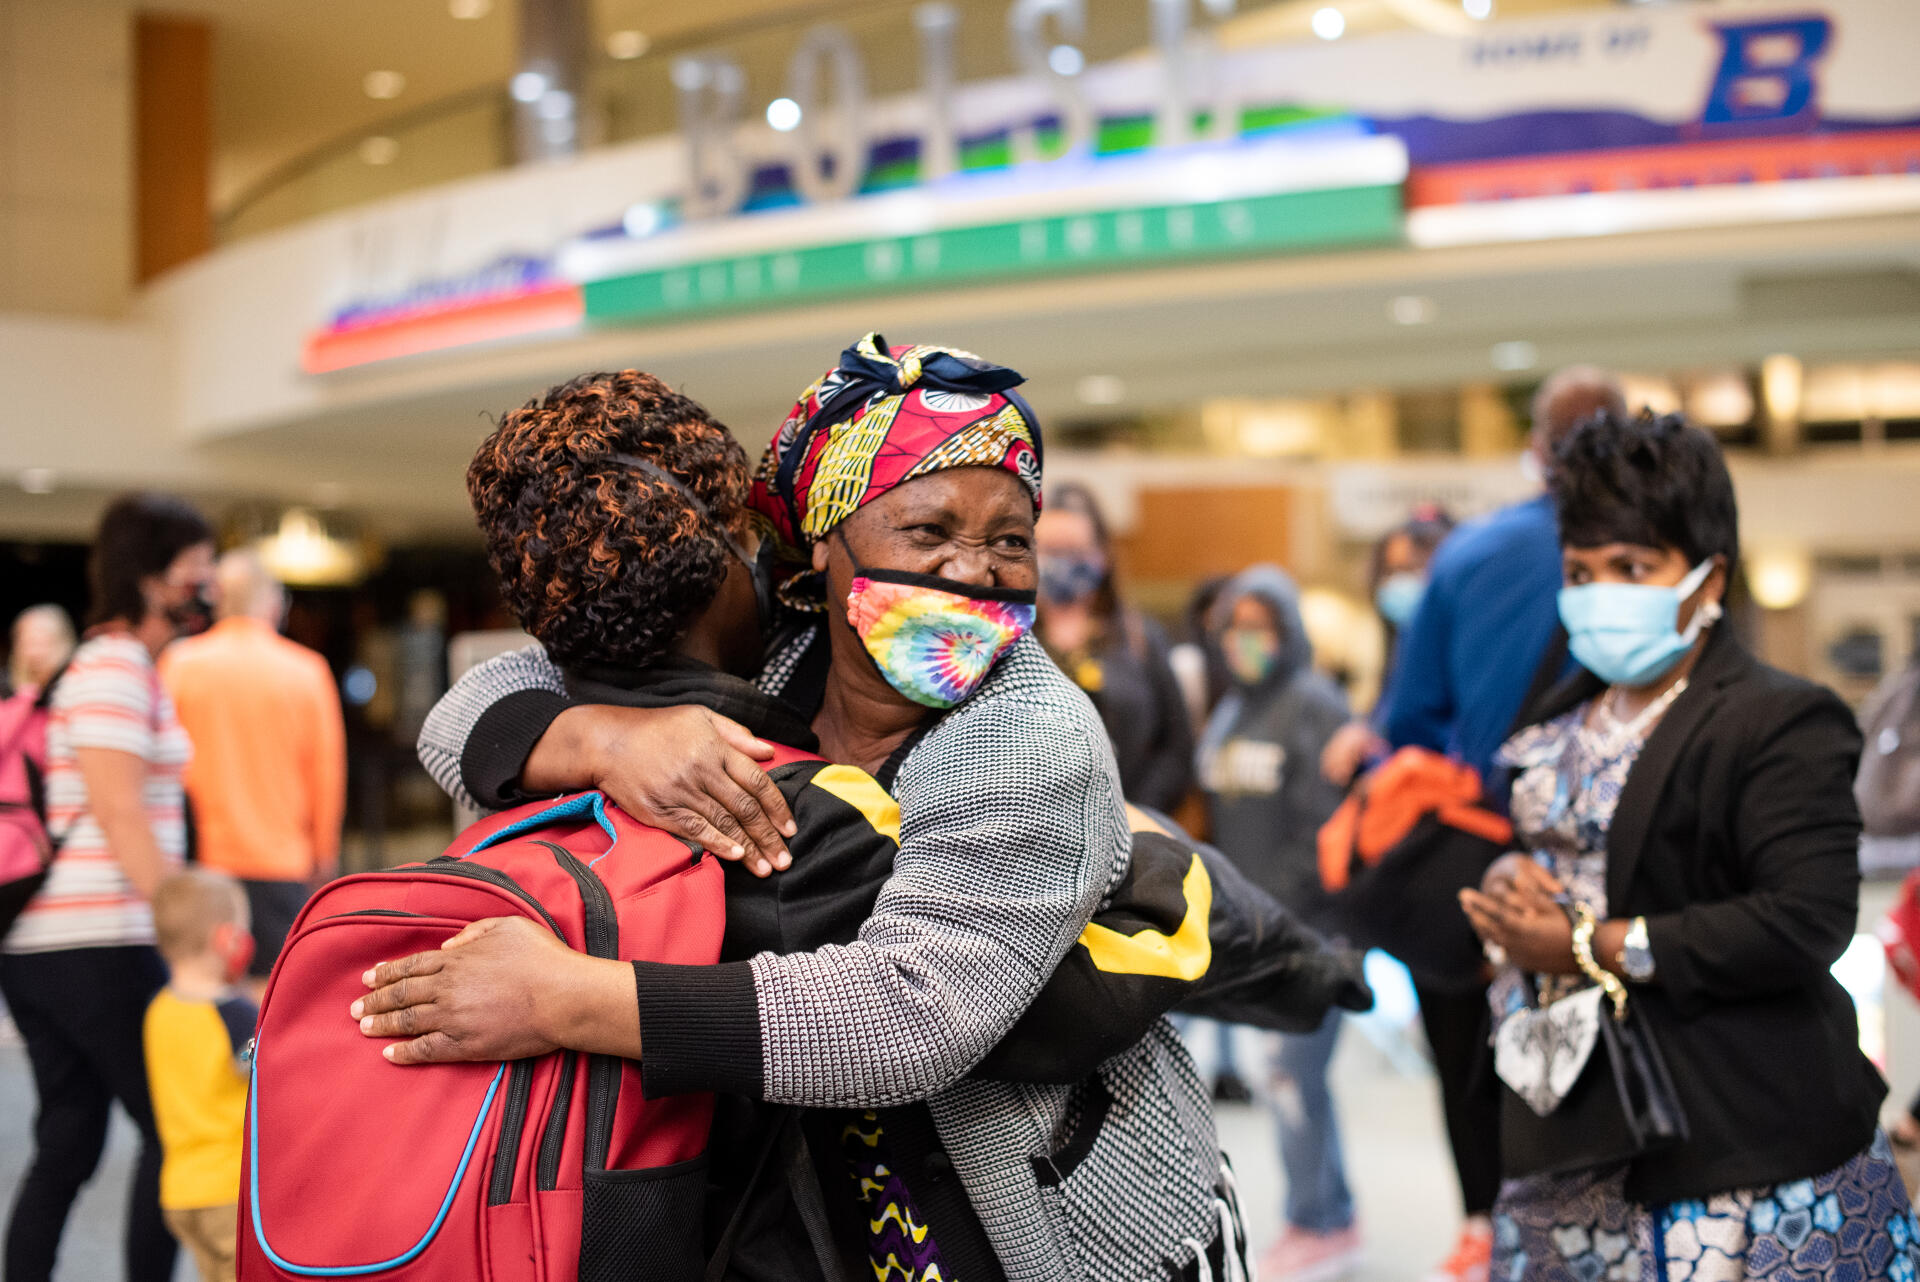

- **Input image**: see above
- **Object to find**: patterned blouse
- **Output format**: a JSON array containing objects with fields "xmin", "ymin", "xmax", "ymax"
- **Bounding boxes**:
[{"xmin": 1489, "ymin": 697, "xmax": 1657, "ymax": 1028}]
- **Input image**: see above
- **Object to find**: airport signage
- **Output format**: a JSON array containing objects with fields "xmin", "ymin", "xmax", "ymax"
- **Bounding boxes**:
[{"xmin": 302, "ymin": 0, "xmax": 1920, "ymax": 373}]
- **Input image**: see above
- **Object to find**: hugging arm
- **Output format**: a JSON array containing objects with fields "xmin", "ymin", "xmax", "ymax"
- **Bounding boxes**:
[
  {"xmin": 974, "ymin": 818, "xmax": 1372, "ymax": 1084},
  {"xmin": 418, "ymin": 645, "xmax": 795, "ymax": 871},
  {"xmin": 632, "ymin": 694, "xmax": 1125, "ymax": 1107},
  {"xmin": 401, "ymin": 665, "xmax": 1129, "ymax": 1099}
]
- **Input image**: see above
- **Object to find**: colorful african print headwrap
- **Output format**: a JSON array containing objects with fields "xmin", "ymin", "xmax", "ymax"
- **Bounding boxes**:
[{"xmin": 748, "ymin": 333, "xmax": 1044, "ymax": 572}]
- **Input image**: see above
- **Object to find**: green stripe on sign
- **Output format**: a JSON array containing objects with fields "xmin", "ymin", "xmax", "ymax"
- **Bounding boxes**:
[{"xmin": 583, "ymin": 183, "xmax": 1400, "ymax": 326}]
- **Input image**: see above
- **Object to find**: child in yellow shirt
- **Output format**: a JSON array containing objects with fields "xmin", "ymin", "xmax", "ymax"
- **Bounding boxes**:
[{"xmin": 143, "ymin": 870, "xmax": 258, "ymax": 1282}]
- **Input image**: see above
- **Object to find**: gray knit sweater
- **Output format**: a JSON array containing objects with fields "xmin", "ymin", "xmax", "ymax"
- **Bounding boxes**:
[{"xmin": 418, "ymin": 633, "xmax": 1228, "ymax": 1281}]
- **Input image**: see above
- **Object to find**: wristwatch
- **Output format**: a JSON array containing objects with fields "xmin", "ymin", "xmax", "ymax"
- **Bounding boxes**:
[{"xmin": 1619, "ymin": 916, "xmax": 1655, "ymax": 983}]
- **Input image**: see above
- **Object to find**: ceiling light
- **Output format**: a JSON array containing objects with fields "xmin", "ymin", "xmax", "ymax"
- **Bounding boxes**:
[
  {"xmin": 256, "ymin": 509, "xmax": 367, "ymax": 588},
  {"xmin": 1048, "ymin": 44, "xmax": 1085, "ymax": 76},
  {"xmin": 1462, "ymin": 0, "xmax": 1493, "ymax": 18},
  {"xmin": 1746, "ymin": 545, "xmax": 1812, "ymax": 611},
  {"xmin": 623, "ymin": 203, "xmax": 664, "ymax": 238},
  {"xmin": 1684, "ymin": 372, "xmax": 1755, "ymax": 428},
  {"xmin": 536, "ymin": 89, "xmax": 574, "ymax": 120},
  {"xmin": 1490, "ymin": 340, "xmax": 1538, "ymax": 372},
  {"xmin": 1762, "ymin": 353, "xmax": 1803, "ymax": 423},
  {"xmin": 1077, "ymin": 374, "xmax": 1125, "ymax": 405},
  {"xmin": 1389, "ymin": 294, "xmax": 1436, "ymax": 325},
  {"xmin": 448, "ymin": 0, "xmax": 491, "ymax": 17},
  {"xmin": 1311, "ymin": 7, "xmax": 1346, "ymax": 40},
  {"xmin": 606, "ymin": 29, "xmax": 649, "ymax": 60},
  {"xmin": 19, "ymin": 468, "xmax": 54, "ymax": 495},
  {"xmin": 766, "ymin": 97, "xmax": 802, "ymax": 132},
  {"xmin": 358, "ymin": 135, "xmax": 399, "ymax": 165},
  {"xmin": 510, "ymin": 71, "xmax": 549, "ymax": 103},
  {"xmin": 363, "ymin": 70, "xmax": 406, "ymax": 100}
]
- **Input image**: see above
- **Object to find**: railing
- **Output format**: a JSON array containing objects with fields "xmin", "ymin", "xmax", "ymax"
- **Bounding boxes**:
[{"xmin": 214, "ymin": 0, "xmax": 1298, "ymax": 243}]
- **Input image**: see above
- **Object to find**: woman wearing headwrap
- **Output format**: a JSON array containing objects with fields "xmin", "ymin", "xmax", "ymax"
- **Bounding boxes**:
[{"xmin": 363, "ymin": 336, "xmax": 1262, "ymax": 1282}]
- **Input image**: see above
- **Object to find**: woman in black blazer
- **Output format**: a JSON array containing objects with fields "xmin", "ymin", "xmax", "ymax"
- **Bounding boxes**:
[{"xmin": 1460, "ymin": 411, "xmax": 1911, "ymax": 1282}]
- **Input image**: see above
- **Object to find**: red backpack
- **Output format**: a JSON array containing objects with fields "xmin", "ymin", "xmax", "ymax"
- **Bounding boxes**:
[{"xmin": 239, "ymin": 762, "xmax": 808, "ymax": 1282}]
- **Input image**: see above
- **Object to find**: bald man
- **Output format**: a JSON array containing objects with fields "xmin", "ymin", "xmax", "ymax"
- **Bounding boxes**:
[{"xmin": 159, "ymin": 552, "xmax": 345, "ymax": 990}]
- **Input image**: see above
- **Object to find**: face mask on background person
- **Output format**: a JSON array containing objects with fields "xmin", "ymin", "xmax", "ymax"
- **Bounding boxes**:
[
  {"xmin": 1558, "ymin": 557, "xmax": 1720, "ymax": 688},
  {"xmin": 1038, "ymin": 554, "xmax": 1106, "ymax": 608},
  {"xmin": 838, "ymin": 532, "xmax": 1037, "ymax": 709},
  {"xmin": 1374, "ymin": 573, "xmax": 1426, "ymax": 629},
  {"xmin": 1223, "ymin": 627, "xmax": 1281, "ymax": 686},
  {"xmin": 165, "ymin": 583, "xmax": 215, "ymax": 637}
]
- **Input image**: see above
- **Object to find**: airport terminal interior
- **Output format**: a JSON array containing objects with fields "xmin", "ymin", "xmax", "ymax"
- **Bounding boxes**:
[{"xmin": 3, "ymin": 0, "xmax": 1919, "ymax": 1275}]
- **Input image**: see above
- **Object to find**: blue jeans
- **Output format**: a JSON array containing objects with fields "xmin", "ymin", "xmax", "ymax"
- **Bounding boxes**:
[
  {"xmin": 1174, "ymin": 1015, "xmax": 1257, "ymax": 1084},
  {"xmin": 1272, "ymin": 1011, "xmax": 1355, "ymax": 1233}
]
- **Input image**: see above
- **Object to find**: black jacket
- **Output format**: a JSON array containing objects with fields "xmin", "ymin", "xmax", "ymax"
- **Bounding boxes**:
[
  {"xmin": 1056, "ymin": 613, "xmax": 1196, "ymax": 813},
  {"xmin": 1515, "ymin": 629, "xmax": 1883, "ymax": 1204}
]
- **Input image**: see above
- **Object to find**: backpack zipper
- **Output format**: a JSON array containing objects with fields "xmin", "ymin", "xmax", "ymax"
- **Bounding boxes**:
[
  {"xmin": 360, "ymin": 855, "xmax": 564, "ymax": 936},
  {"xmin": 354, "ymin": 860, "xmax": 564, "ymax": 1209},
  {"xmin": 532, "ymin": 840, "xmax": 620, "ymax": 1183},
  {"xmin": 535, "ymin": 1054, "xmax": 577, "ymax": 1191},
  {"xmin": 488, "ymin": 1059, "xmax": 537, "ymax": 1205},
  {"xmin": 316, "ymin": 908, "xmax": 429, "ymax": 921}
]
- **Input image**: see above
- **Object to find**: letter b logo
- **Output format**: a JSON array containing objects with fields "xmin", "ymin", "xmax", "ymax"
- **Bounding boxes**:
[{"xmin": 1702, "ymin": 17, "xmax": 1831, "ymax": 129}]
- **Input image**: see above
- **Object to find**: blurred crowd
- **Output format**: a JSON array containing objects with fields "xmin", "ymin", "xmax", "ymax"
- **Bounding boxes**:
[{"xmin": 1, "ymin": 346, "xmax": 1917, "ymax": 1282}]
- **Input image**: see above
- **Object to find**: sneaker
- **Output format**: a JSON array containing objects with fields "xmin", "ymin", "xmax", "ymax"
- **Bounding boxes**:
[
  {"xmin": 1257, "ymin": 1225, "xmax": 1363, "ymax": 1282},
  {"xmin": 1422, "ymin": 1222, "xmax": 1493, "ymax": 1282}
]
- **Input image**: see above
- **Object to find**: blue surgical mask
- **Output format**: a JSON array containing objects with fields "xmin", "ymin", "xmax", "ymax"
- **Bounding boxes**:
[
  {"xmin": 1375, "ymin": 573, "xmax": 1426, "ymax": 629},
  {"xmin": 1558, "ymin": 558, "xmax": 1721, "ymax": 688},
  {"xmin": 1039, "ymin": 554, "xmax": 1106, "ymax": 607}
]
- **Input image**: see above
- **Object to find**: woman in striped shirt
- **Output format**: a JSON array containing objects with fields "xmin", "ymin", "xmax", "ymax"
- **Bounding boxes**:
[{"xmin": 1, "ymin": 493, "xmax": 216, "ymax": 1282}]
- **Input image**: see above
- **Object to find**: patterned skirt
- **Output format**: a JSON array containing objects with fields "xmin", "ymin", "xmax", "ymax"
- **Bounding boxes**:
[{"xmin": 1492, "ymin": 1131, "xmax": 1920, "ymax": 1282}]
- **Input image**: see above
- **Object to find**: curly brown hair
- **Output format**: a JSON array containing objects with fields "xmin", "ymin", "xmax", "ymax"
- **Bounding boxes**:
[{"xmin": 468, "ymin": 371, "xmax": 749, "ymax": 670}]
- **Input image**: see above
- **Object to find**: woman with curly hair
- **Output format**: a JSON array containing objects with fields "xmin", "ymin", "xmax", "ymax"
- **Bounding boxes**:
[{"xmin": 355, "ymin": 344, "xmax": 1361, "ymax": 1282}]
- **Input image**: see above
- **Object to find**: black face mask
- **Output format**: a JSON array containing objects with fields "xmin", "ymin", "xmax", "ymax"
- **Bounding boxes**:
[
  {"xmin": 606, "ymin": 454, "xmax": 776, "ymax": 643},
  {"xmin": 166, "ymin": 588, "xmax": 215, "ymax": 637}
]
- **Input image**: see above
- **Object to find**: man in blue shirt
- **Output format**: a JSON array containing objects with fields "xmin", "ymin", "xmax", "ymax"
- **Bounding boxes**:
[
  {"xmin": 1383, "ymin": 366, "xmax": 1627, "ymax": 784},
  {"xmin": 1375, "ymin": 365, "xmax": 1625, "ymax": 1282}
]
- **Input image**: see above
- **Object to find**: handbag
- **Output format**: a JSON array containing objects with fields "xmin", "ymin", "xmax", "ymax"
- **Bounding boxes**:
[{"xmin": 1496, "ymin": 903, "xmax": 1689, "ymax": 1177}]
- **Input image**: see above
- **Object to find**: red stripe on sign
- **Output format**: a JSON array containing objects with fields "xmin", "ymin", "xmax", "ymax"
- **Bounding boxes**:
[
  {"xmin": 1408, "ymin": 128, "xmax": 1920, "ymax": 208},
  {"xmin": 302, "ymin": 283, "xmax": 585, "ymax": 374}
]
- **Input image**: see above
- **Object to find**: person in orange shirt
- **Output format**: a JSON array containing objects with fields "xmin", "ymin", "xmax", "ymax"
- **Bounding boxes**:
[{"xmin": 160, "ymin": 551, "xmax": 345, "ymax": 996}]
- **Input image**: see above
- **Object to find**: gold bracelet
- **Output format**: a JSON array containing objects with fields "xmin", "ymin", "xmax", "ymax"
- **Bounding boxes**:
[{"xmin": 1570, "ymin": 903, "xmax": 1629, "ymax": 1021}]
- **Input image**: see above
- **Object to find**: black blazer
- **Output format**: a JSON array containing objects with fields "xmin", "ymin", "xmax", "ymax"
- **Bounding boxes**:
[{"xmin": 1514, "ymin": 627, "xmax": 1884, "ymax": 1204}]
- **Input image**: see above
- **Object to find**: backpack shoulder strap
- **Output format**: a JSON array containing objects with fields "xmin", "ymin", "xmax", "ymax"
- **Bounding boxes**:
[
  {"xmin": 780, "ymin": 1118, "xmax": 854, "ymax": 1282},
  {"xmin": 702, "ymin": 1109, "xmax": 852, "ymax": 1282},
  {"xmin": 703, "ymin": 1109, "xmax": 791, "ymax": 1282}
]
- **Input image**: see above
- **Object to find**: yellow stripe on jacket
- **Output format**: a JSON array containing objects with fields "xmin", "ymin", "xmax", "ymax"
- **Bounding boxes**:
[{"xmin": 1077, "ymin": 853, "xmax": 1213, "ymax": 981}]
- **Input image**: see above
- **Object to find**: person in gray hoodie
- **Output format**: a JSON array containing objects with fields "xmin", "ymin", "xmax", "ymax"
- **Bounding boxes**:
[{"xmin": 1196, "ymin": 564, "xmax": 1361, "ymax": 1281}]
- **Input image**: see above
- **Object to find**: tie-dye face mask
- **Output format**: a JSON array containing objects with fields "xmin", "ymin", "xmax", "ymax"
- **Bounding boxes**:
[{"xmin": 839, "ymin": 537, "xmax": 1036, "ymax": 709}]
